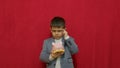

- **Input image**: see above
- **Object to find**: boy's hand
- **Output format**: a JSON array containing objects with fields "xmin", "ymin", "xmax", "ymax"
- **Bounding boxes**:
[
  {"xmin": 51, "ymin": 42, "xmax": 64, "ymax": 59},
  {"xmin": 51, "ymin": 47, "xmax": 63, "ymax": 59},
  {"xmin": 63, "ymin": 30, "xmax": 68, "ymax": 38},
  {"xmin": 51, "ymin": 52, "xmax": 64, "ymax": 59},
  {"xmin": 63, "ymin": 29, "xmax": 70, "ymax": 40}
]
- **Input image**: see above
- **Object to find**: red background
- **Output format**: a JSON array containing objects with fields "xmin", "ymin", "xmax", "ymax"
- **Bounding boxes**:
[{"xmin": 0, "ymin": 0, "xmax": 120, "ymax": 68}]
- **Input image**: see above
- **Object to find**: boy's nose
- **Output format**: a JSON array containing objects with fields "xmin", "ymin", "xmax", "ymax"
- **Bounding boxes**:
[
  {"xmin": 55, "ymin": 32, "xmax": 58, "ymax": 34},
  {"xmin": 55, "ymin": 32, "xmax": 59, "ymax": 34}
]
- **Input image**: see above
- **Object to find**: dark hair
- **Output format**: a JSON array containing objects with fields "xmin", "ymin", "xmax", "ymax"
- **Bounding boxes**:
[{"xmin": 50, "ymin": 16, "xmax": 65, "ymax": 28}]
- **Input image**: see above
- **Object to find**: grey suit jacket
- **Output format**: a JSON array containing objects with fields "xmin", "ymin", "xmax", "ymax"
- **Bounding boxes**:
[{"xmin": 39, "ymin": 37, "xmax": 79, "ymax": 68}]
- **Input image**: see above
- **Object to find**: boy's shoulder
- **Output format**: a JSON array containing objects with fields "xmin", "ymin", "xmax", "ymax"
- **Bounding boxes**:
[
  {"xmin": 44, "ymin": 36, "xmax": 75, "ymax": 42},
  {"xmin": 44, "ymin": 37, "xmax": 53, "ymax": 42}
]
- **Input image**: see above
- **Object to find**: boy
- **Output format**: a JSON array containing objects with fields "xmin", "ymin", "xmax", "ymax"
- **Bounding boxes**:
[{"xmin": 40, "ymin": 16, "xmax": 78, "ymax": 68}]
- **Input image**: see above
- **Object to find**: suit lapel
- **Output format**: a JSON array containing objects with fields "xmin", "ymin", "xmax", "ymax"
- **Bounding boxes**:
[{"xmin": 47, "ymin": 38, "xmax": 55, "ymax": 53}]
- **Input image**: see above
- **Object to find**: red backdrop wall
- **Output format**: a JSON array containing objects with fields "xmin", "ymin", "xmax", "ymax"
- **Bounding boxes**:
[{"xmin": 0, "ymin": 0, "xmax": 120, "ymax": 68}]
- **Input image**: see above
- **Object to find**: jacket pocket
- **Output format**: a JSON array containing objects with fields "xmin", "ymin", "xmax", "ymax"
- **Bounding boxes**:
[{"xmin": 68, "ymin": 58, "xmax": 73, "ymax": 63}]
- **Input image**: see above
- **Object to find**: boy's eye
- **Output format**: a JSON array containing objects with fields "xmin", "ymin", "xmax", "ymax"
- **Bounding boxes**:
[
  {"xmin": 52, "ymin": 30, "xmax": 63, "ymax": 32},
  {"xmin": 57, "ymin": 30, "xmax": 63, "ymax": 32},
  {"xmin": 52, "ymin": 30, "xmax": 56, "ymax": 32}
]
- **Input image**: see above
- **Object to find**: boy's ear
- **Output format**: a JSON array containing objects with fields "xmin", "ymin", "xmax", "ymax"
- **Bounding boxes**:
[
  {"xmin": 50, "ymin": 28, "xmax": 52, "ymax": 32},
  {"xmin": 50, "ymin": 27, "xmax": 52, "ymax": 30}
]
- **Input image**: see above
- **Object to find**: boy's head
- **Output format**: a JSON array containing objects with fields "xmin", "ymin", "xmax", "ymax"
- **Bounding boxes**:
[{"xmin": 50, "ymin": 16, "xmax": 66, "ymax": 40}]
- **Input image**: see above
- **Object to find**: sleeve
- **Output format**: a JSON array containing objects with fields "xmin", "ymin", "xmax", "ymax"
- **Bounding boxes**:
[
  {"xmin": 39, "ymin": 40, "xmax": 52, "ymax": 63},
  {"xmin": 64, "ymin": 36, "xmax": 79, "ymax": 55}
]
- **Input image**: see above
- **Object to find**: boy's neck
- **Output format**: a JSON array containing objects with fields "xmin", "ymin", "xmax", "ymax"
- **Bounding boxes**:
[{"xmin": 54, "ymin": 38, "xmax": 62, "ymax": 40}]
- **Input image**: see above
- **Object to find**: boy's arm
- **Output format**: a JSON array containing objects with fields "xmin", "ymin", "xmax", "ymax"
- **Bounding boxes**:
[
  {"xmin": 39, "ymin": 40, "xmax": 51, "ymax": 63},
  {"xmin": 64, "ymin": 30, "xmax": 79, "ymax": 55},
  {"xmin": 65, "ymin": 36, "xmax": 79, "ymax": 55}
]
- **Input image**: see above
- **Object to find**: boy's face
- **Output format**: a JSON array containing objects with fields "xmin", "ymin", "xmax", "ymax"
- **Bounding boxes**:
[{"xmin": 51, "ymin": 27, "xmax": 65, "ymax": 40}]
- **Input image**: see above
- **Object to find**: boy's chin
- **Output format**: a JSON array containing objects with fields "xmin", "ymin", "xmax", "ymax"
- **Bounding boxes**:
[{"xmin": 53, "ymin": 37, "xmax": 62, "ymax": 40}]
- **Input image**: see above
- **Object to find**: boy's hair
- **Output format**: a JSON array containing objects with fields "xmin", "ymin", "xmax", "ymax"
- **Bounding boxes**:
[{"xmin": 50, "ymin": 16, "xmax": 65, "ymax": 28}]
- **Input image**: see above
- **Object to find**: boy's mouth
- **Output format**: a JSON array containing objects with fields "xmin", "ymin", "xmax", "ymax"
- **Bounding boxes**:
[{"xmin": 54, "ymin": 36, "xmax": 61, "ymax": 39}]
